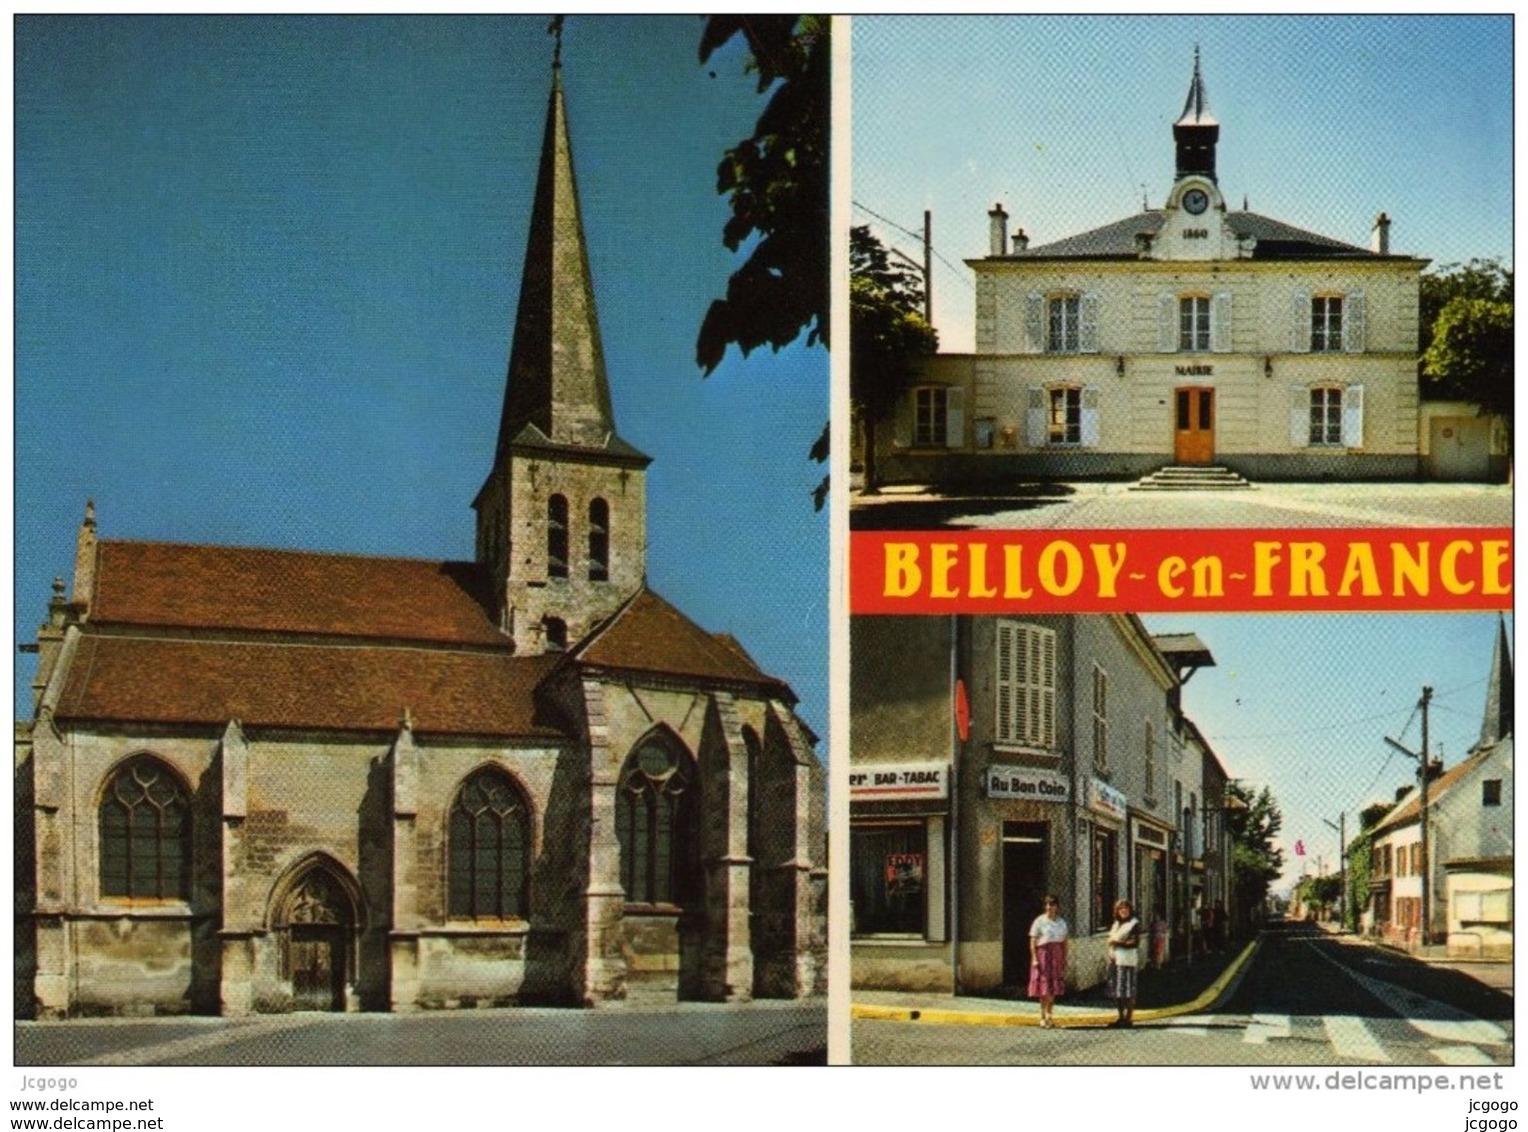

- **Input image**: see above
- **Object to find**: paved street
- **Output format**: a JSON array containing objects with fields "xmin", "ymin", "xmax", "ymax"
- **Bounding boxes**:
[
  {"xmin": 851, "ymin": 481, "xmax": 1512, "ymax": 530},
  {"xmin": 16, "ymin": 1000, "xmax": 826, "ymax": 1067},
  {"xmin": 852, "ymin": 922, "xmax": 1512, "ymax": 1065}
]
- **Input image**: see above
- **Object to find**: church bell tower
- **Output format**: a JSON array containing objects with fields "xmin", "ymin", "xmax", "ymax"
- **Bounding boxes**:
[{"xmin": 473, "ymin": 46, "xmax": 651, "ymax": 654}]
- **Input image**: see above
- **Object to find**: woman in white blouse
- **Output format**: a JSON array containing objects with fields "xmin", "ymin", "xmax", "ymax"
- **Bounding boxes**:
[
  {"xmin": 1027, "ymin": 894, "xmax": 1069, "ymax": 1028},
  {"xmin": 1107, "ymin": 898, "xmax": 1142, "ymax": 1027}
]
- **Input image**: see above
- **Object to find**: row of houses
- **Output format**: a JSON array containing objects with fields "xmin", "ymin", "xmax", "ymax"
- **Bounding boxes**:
[
  {"xmin": 1362, "ymin": 618, "xmax": 1513, "ymax": 959},
  {"xmin": 850, "ymin": 614, "xmax": 1235, "ymax": 995},
  {"xmin": 871, "ymin": 54, "xmax": 1507, "ymax": 487}
]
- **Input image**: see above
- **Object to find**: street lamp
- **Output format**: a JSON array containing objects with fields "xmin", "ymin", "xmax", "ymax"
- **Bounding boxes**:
[{"xmin": 1384, "ymin": 686, "xmax": 1433, "ymax": 947}]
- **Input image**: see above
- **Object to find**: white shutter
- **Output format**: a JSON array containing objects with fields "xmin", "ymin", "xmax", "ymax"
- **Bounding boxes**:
[
  {"xmin": 1025, "ymin": 292, "xmax": 1045, "ymax": 353},
  {"xmin": 1080, "ymin": 385, "xmax": 1101, "ymax": 447},
  {"xmin": 1289, "ymin": 385, "xmax": 1308, "ymax": 448},
  {"xmin": 1342, "ymin": 384, "xmax": 1365, "ymax": 447},
  {"xmin": 1038, "ymin": 628, "xmax": 1056, "ymax": 748},
  {"xmin": 1026, "ymin": 387, "xmax": 1047, "ymax": 447},
  {"xmin": 1344, "ymin": 291, "xmax": 1366, "ymax": 353},
  {"xmin": 996, "ymin": 622, "xmax": 1015, "ymax": 742},
  {"xmin": 1212, "ymin": 291, "xmax": 1233, "ymax": 352},
  {"xmin": 944, "ymin": 386, "xmax": 965, "ymax": 448},
  {"xmin": 1158, "ymin": 293, "xmax": 1177, "ymax": 352},
  {"xmin": 1079, "ymin": 291, "xmax": 1101, "ymax": 353},
  {"xmin": 1290, "ymin": 291, "xmax": 1311, "ymax": 352}
]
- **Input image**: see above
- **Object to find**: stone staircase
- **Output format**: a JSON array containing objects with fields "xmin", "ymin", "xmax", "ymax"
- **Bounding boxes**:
[{"xmin": 1129, "ymin": 465, "xmax": 1254, "ymax": 491}]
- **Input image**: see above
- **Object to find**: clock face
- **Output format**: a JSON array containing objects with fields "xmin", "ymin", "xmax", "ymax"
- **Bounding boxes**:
[{"xmin": 1183, "ymin": 188, "xmax": 1210, "ymax": 216}]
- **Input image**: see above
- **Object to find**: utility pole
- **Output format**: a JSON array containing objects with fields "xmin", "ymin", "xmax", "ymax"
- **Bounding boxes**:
[
  {"xmin": 1384, "ymin": 686, "xmax": 1434, "ymax": 948},
  {"xmin": 923, "ymin": 210, "xmax": 933, "ymax": 326},
  {"xmin": 1322, "ymin": 813, "xmax": 1346, "ymax": 929}
]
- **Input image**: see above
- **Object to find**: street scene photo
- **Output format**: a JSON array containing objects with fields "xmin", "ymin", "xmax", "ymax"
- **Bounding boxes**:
[{"xmin": 850, "ymin": 613, "xmax": 1512, "ymax": 1065}]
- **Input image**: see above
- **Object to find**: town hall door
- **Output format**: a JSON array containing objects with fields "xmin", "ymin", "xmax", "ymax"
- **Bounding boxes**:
[
  {"xmin": 1173, "ymin": 386, "xmax": 1215, "ymax": 465},
  {"xmin": 1001, "ymin": 822, "xmax": 1048, "ymax": 987}
]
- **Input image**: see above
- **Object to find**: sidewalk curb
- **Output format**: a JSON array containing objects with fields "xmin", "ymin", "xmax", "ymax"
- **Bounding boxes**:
[{"xmin": 851, "ymin": 938, "xmax": 1261, "ymax": 1029}]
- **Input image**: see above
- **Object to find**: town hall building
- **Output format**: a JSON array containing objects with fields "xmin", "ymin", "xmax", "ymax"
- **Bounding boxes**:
[
  {"xmin": 17, "ymin": 55, "xmax": 826, "ymax": 1019},
  {"xmin": 877, "ymin": 53, "xmax": 1433, "ymax": 487}
]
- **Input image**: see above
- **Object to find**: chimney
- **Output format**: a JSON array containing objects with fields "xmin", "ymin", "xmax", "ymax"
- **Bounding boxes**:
[
  {"xmin": 988, "ymin": 202, "xmax": 1009, "ymax": 256},
  {"xmin": 1371, "ymin": 212, "xmax": 1391, "ymax": 256},
  {"xmin": 1011, "ymin": 228, "xmax": 1029, "ymax": 253}
]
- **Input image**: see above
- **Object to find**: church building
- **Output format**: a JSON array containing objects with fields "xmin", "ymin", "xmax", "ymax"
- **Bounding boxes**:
[
  {"xmin": 17, "ymin": 53, "xmax": 825, "ymax": 1018},
  {"xmin": 878, "ymin": 53, "xmax": 1432, "ymax": 486}
]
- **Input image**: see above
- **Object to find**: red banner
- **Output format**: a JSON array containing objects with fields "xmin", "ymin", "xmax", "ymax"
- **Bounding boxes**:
[{"xmin": 850, "ymin": 528, "xmax": 1512, "ymax": 614}]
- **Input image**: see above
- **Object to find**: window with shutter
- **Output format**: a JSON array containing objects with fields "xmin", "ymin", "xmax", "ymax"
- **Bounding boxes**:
[
  {"xmin": 1179, "ymin": 296, "xmax": 1211, "ymax": 352},
  {"xmin": 1309, "ymin": 386, "xmax": 1343, "ymax": 446},
  {"xmin": 1311, "ymin": 295, "xmax": 1343, "ymax": 352},
  {"xmin": 1047, "ymin": 294, "xmax": 1080, "ymax": 353},
  {"xmin": 913, "ymin": 387, "xmax": 948, "ymax": 446},
  {"xmin": 1211, "ymin": 291, "xmax": 1233, "ymax": 352},
  {"xmin": 996, "ymin": 621, "xmax": 1056, "ymax": 748},
  {"xmin": 1344, "ymin": 291, "xmax": 1366, "ymax": 352}
]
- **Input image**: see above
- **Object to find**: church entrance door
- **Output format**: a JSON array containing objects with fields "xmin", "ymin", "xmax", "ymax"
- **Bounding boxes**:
[
  {"xmin": 291, "ymin": 924, "xmax": 347, "ymax": 1011},
  {"xmin": 1173, "ymin": 386, "xmax": 1215, "ymax": 464}
]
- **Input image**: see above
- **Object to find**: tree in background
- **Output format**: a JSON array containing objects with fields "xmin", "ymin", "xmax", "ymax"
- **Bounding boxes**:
[
  {"xmin": 1226, "ymin": 781, "xmax": 1285, "ymax": 934},
  {"xmin": 696, "ymin": 16, "xmax": 830, "ymax": 506},
  {"xmin": 851, "ymin": 226, "xmax": 938, "ymax": 494},
  {"xmin": 1419, "ymin": 259, "xmax": 1514, "ymax": 436},
  {"xmin": 1342, "ymin": 800, "xmax": 1396, "ymax": 933}
]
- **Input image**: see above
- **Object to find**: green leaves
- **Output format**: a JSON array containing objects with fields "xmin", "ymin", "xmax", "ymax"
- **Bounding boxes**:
[{"xmin": 696, "ymin": 16, "xmax": 829, "ymax": 377}]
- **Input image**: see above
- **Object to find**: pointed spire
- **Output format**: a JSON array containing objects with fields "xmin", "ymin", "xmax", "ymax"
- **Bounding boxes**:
[
  {"xmin": 1172, "ymin": 48, "xmax": 1220, "ymax": 184},
  {"xmin": 493, "ymin": 50, "xmax": 634, "ymax": 461},
  {"xmin": 1176, "ymin": 46, "xmax": 1217, "ymax": 126},
  {"xmin": 1477, "ymin": 614, "xmax": 1513, "ymax": 748}
]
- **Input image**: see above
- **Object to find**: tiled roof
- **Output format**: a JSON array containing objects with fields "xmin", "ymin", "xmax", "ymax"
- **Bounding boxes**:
[
  {"xmin": 89, "ymin": 542, "xmax": 507, "ymax": 646},
  {"xmin": 55, "ymin": 633, "xmax": 565, "ymax": 738},
  {"xmin": 1371, "ymin": 740, "xmax": 1507, "ymax": 835},
  {"xmin": 574, "ymin": 588, "xmax": 792, "ymax": 696},
  {"xmin": 996, "ymin": 209, "xmax": 1383, "ymax": 261}
]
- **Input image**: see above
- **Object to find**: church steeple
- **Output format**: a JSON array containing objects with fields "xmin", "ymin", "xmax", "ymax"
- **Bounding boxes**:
[
  {"xmin": 475, "ymin": 41, "xmax": 651, "ymax": 656},
  {"xmin": 493, "ymin": 53, "xmax": 640, "ymax": 461},
  {"xmin": 1173, "ymin": 48, "xmax": 1220, "ymax": 184},
  {"xmin": 1477, "ymin": 614, "xmax": 1514, "ymax": 749}
]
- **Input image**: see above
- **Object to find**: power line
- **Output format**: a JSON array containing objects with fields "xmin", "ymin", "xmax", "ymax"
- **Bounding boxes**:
[{"xmin": 852, "ymin": 200, "xmax": 975, "ymax": 289}]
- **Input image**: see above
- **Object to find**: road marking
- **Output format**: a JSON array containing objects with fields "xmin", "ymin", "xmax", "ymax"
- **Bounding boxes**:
[
  {"xmin": 1302, "ymin": 939, "xmax": 1510, "ymax": 1047},
  {"xmin": 75, "ymin": 1014, "xmax": 323, "ymax": 1066},
  {"xmin": 1157, "ymin": 1015, "xmax": 1210, "ymax": 1037},
  {"xmin": 1322, "ymin": 1014, "xmax": 1390, "ymax": 1062},
  {"xmin": 1243, "ymin": 1013, "xmax": 1290, "ymax": 1044},
  {"xmin": 1433, "ymin": 1045, "xmax": 1493, "ymax": 1066}
]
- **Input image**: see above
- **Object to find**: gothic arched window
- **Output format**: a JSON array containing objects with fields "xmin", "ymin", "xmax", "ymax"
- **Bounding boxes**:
[
  {"xmin": 448, "ymin": 768, "xmax": 531, "ymax": 919},
  {"xmin": 547, "ymin": 494, "xmax": 569, "ymax": 579},
  {"xmin": 99, "ymin": 755, "xmax": 191, "ymax": 900},
  {"xmin": 615, "ymin": 736, "xmax": 697, "ymax": 906},
  {"xmin": 588, "ymin": 498, "xmax": 609, "ymax": 581}
]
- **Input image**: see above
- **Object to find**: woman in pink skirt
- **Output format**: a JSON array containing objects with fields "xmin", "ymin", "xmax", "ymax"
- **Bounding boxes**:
[{"xmin": 1028, "ymin": 893, "xmax": 1069, "ymax": 1028}]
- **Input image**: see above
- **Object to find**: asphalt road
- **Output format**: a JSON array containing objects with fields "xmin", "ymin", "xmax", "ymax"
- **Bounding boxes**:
[
  {"xmin": 851, "ymin": 482, "xmax": 1512, "ymax": 530},
  {"xmin": 15, "ymin": 1000, "xmax": 826, "ymax": 1067},
  {"xmin": 852, "ymin": 923, "xmax": 1512, "ymax": 1066}
]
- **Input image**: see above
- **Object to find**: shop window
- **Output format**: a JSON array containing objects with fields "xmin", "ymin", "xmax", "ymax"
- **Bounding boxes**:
[
  {"xmin": 1455, "ymin": 888, "xmax": 1511, "ymax": 925},
  {"xmin": 100, "ymin": 755, "xmax": 191, "ymax": 901},
  {"xmin": 996, "ymin": 621, "xmax": 1056, "ymax": 748},
  {"xmin": 851, "ymin": 822, "xmax": 927, "ymax": 936},
  {"xmin": 448, "ymin": 767, "xmax": 530, "ymax": 920}
]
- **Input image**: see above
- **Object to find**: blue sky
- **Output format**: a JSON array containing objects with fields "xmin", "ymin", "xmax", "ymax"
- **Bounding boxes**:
[
  {"xmin": 852, "ymin": 15, "xmax": 1512, "ymax": 352},
  {"xmin": 1141, "ymin": 612, "xmax": 1513, "ymax": 892},
  {"xmin": 14, "ymin": 15, "xmax": 829, "ymax": 736}
]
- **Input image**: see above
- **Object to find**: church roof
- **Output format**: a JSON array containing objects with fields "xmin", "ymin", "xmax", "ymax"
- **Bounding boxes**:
[
  {"xmin": 55, "ymin": 633, "xmax": 565, "ymax": 738},
  {"xmin": 1477, "ymin": 614, "xmax": 1513, "ymax": 749},
  {"xmin": 573, "ymin": 587, "xmax": 793, "ymax": 697},
  {"xmin": 991, "ymin": 208, "xmax": 1391, "ymax": 262},
  {"xmin": 89, "ymin": 541, "xmax": 506, "ymax": 647}
]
